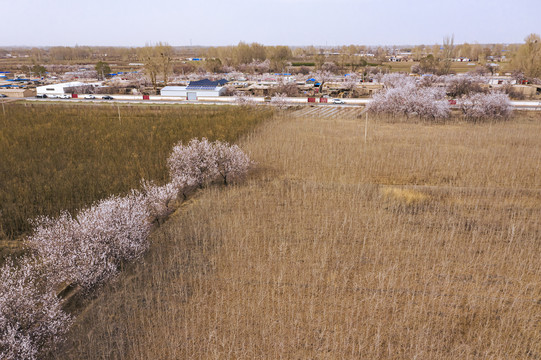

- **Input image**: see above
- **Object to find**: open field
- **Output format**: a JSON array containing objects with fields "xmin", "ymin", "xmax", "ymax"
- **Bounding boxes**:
[
  {"xmin": 382, "ymin": 61, "xmax": 482, "ymax": 74},
  {"xmin": 0, "ymin": 57, "xmax": 142, "ymax": 73},
  {"xmin": 0, "ymin": 103, "xmax": 272, "ymax": 248},
  {"xmin": 55, "ymin": 111, "xmax": 541, "ymax": 359}
]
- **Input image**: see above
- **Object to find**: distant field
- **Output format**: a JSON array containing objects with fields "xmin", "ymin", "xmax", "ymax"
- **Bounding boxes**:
[
  {"xmin": 0, "ymin": 103, "xmax": 272, "ymax": 245},
  {"xmin": 0, "ymin": 58, "xmax": 142, "ymax": 74},
  {"xmin": 384, "ymin": 61, "xmax": 481, "ymax": 73},
  {"xmin": 57, "ymin": 111, "xmax": 541, "ymax": 359}
]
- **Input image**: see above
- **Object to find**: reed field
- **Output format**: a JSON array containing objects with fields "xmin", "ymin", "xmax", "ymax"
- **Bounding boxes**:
[
  {"xmin": 0, "ymin": 103, "xmax": 271, "ymax": 247},
  {"xmin": 53, "ymin": 110, "xmax": 541, "ymax": 359}
]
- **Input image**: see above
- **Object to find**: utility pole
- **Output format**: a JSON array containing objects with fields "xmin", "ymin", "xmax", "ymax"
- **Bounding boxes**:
[{"xmin": 364, "ymin": 112, "xmax": 368, "ymax": 144}]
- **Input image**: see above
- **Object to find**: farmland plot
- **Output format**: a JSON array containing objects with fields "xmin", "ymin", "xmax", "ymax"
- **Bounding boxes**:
[
  {"xmin": 57, "ymin": 111, "xmax": 541, "ymax": 359},
  {"xmin": 0, "ymin": 103, "xmax": 271, "ymax": 248}
]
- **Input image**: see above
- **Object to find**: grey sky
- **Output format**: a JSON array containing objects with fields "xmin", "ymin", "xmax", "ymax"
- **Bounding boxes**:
[{"xmin": 1, "ymin": 0, "xmax": 539, "ymax": 47}]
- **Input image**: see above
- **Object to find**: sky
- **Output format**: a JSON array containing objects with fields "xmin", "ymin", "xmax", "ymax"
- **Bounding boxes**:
[{"xmin": 1, "ymin": 0, "xmax": 540, "ymax": 47}]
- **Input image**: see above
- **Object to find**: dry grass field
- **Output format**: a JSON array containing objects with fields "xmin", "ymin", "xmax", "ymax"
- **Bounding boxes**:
[
  {"xmin": 383, "ymin": 61, "xmax": 478, "ymax": 73},
  {"xmin": 56, "ymin": 110, "xmax": 541, "ymax": 359}
]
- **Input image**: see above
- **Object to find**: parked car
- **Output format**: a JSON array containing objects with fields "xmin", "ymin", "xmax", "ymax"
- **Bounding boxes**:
[
  {"xmin": 332, "ymin": 98, "xmax": 345, "ymax": 104},
  {"xmin": 102, "ymin": 95, "xmax": 114, "ymax": 100},
  {"xmin": 48, "ymin": 94, "xmax": 59, "ymax": 99},
  {"xmin": 83, "ymin": 94, "xmax": 96, "ymax": 99},
  {"xmin": 0, "ymin": 94, "xmax": 7, "ymax": 98},
  {"xmin": 36, "ymin": 94, "xmax": 47, "ymax": 98},
  {"xmin": 60, "ymin": 94, "xmax": 71, "ymax": 99}
]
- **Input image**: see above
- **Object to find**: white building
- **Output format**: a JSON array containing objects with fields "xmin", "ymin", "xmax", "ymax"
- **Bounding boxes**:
[
  {"xmin": 36, "ymin": 81, "xmax": 87, "ymax": 96},
  {"xmin": 161, "ymin": 79, "xmax": 227, "ymax": 99},
  {"xmin": 488, "ymin": 76, "xmax": 516, "ymax": 85}
]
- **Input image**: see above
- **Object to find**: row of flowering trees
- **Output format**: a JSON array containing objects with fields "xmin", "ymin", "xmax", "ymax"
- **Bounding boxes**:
[
  {"xmin": 1, "ymin": 139, "xmax": 252, "ymax": 360},
  {"xmin": 234, "ymin": 92, "xmax": 290, "ymax": 108},
  {"xmin": 366, "ymin": 73, "xmax": 512, "ymax": 121}
]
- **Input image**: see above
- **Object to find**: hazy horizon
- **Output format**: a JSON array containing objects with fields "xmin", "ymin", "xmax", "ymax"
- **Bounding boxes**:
[{"xmin": 1, "ymin": 0, "xmax": 540, "ymax": 47}]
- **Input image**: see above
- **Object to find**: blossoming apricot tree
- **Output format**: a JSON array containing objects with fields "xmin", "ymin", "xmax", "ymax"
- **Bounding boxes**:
[{"xmin": 2, "ymin": 137, "xmax": 253, "ymax": 359}]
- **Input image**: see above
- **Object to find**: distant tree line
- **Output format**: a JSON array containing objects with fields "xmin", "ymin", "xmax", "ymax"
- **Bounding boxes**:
[
  {"xmin": 4, "ymin": 34, "xmax": 540, "ymax": 85},
  {"xmin": 205, "ymin": 42, "xmax": 292, "ymax": 72}
]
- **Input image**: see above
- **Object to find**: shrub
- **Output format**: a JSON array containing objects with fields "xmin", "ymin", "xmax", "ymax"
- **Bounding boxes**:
[
  {"xmin": 459, "ymin": 92, "xmax": 513, "ymax": 121},
  {"xmin": 0, "ymin": 258, "xmax": 71, "ymax": 360}
]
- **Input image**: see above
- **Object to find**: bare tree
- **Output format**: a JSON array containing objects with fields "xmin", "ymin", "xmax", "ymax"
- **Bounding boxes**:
[
  {"xmin": 310, "ymin": 70, "xmax": 333, "ymax": 93},
  {"xmin": 268, "ymin": 46, "xmax": 292, "ymax": 72},
  {"xmin": 95, "ymin": 61, "xmax": 111, "ymax": 81},
  {"xmin": 157, "ymin": 43, "xmax": 173, "ymax": 86},
  {"xmin": 138, "ymin": 42, "xmax": 173, "ymax": 92},
  {"xmin": 511, "ymin": 33, "xmax": 541, "ymax": 79},
  {"xmin": 439, "ymin": 35, "xmax": 455, "ymax": 75},
  {"xmin": 270, "ymin": 93, "xmax": 288, "ymax": 108}
]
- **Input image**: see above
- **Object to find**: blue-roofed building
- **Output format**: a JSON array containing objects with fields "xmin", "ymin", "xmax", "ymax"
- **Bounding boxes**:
[{"xmin": 0, "ymin": 71, "xmax": 13, "ymax": 79}]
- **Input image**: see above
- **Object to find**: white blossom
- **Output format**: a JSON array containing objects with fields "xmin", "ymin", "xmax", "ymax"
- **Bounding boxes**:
[
  {"xmin": 235, "ymin": 92, "xmax": 257, "ymax": 106},
  {"xmin": 141, "ymin": 179, "xmax": 180, "ymax": 219},
  {"xmin": 367, "ymin": 74, "xmax": 450, "ymax": 119},
  {"xmin": 14, "ymin": 137, "xmax": 254, "ymax": 358},
  {"xmin": 270, "ymin": 93, "xmax": 288, "ymax": 108},
  {"xmin": 213, "ymin": 141, "xmax": 253, "ymax": 185},
  {"xmin": 28, "ymin": 191, "xmax": 151, "ymax": 291},
  {"xmin": 459, "ymin": 92, "xmax": 513, "ymax": 120},
  {"xmin": 0, "ymin": 258, "xmax": 71, "ymax": 360},
  {"xmin": 444, "ymin": 74, "xmax": 486, "ymax": 97},
  {"xmin": 168, "ymin": 138, "xmax": 253, "ymax": 187},
  {"xmin": 167, "ymin": 138, "xmax": 218, "ymax": 190},
  {"xmin": 381, "ymin": 73, "xmax": 416, "ymax": 88}
]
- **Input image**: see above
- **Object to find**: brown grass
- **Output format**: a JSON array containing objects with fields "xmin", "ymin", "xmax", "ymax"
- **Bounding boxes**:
[{"xmin": 55, "ymin": 111, "xmax": 541, "ymax": 359}]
